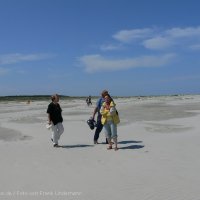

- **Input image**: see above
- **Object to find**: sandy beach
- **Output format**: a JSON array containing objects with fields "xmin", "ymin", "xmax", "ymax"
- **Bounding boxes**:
[{"xmin": 0, "ymin": 95, "xmax": 200, "ymax": 200}]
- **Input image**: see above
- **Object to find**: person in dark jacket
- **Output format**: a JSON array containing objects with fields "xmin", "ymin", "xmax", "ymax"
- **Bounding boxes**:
[
  {"xmin": 47, "ymin": 94, "xmax": 64, "ymax": 147},
  {"xmin": 86, "ymin": 95, "xmax": 92, "ymax": 106}
]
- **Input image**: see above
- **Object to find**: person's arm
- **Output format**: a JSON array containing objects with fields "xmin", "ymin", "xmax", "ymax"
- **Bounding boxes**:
[
  {"xmin": 48, "ymin": 113, "xmax": 51, "ymax": 124},
  {"xmin": 47, "ymin": 104, "xmax": 52, "ymax": 124},
  {"xmin": 100, "ymin": 104, "xmax": 109, "ymax": 116},
  {"xmin": 92, "ymin": 98, "xmax": 101, "ymax": 119},
  {"xmin": 109, "ymin": 106, "xmax": 116, "ymax": 116},
  {"xmin": 92, "ymin": 107, "xmax": 98, "ymax": 119}
]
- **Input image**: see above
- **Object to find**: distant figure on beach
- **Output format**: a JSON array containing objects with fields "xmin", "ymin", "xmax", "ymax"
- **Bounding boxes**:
[
  {"xmin": 86, "ymin": 96, "xmax": 92, "ymax": 106},
  {"xmin": 47, "ymin": 94, "xmax": 64, "ymax": 147},
  {"xmin": 100, "ymin": 94, "xmax": 120, "ymax": 151},
  {"xmin": 92, "ymin": 90, "xmax": 110, "ymax": 144}
]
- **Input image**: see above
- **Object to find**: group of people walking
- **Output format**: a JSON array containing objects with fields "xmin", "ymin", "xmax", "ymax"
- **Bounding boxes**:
[{"xmin": 46, "ymin": 90, "xmax": 120, "ymax": 151}]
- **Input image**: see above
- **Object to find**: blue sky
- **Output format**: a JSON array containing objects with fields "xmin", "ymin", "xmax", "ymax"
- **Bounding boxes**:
[{"xmin": 0, "ymin": 0, "xmax": 200, "ymax": 96}]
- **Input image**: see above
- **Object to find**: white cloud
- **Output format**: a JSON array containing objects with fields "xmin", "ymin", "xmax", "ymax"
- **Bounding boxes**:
[
  {"xmin": 0, "ymin": 53, "xmax": 55, "ymax": 65},
  {"xmin": 80, "ymin": 26, "xmax": 200, "ymax": 73},
  {"xmin": 0, "ymin": 67, "xmax": 10, "ymax": 76},
  {"xmin": 79, "ymin": 53, "xmax": 176, "ymax": 73},
  {"xmin": 111, "ymin": 26, "xmax": 200, "ymax": 50},
  {"xmin": 165, "ymin": 27, "xmax": 200, "ymax": 38},
  {"xmin": 113, "ymin": 28, "xmax": 154, "ymax": 43},
  {"xmin": 143, "ymin": 37, "xmax": 174, "ymax": 50}
]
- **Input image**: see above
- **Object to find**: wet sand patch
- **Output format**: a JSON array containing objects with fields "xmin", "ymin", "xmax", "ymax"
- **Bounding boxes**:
[
  {"xmin": 119, "ymin": 102, "xmax": 199, "ymax": 125},
  {"xmin": 0, "ymin": 127, "xmax": 32, "ymax": 141},
  {"xmin": 145, "ymin": 122, "xmax": 193, "ymax": 133},
  {"xmin": 10, "ymin": 116, "xmax": 44, "ymax": 124}
]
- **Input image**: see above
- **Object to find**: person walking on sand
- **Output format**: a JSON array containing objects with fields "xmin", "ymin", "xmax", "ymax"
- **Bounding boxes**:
[
  {"xmin": 86, "ymin": 95, "xmax": 92, "ymax": 106},
  {"xmin": 47, "ymin": 94, "xmax": 64, "ymax": 147},
  {"xmin": 100, "ymin": 94, "xmax": 120, "ymax": 151},
  {"xmin": 92, "ymin": 90, "xmax": 110, "ymax": 144}
]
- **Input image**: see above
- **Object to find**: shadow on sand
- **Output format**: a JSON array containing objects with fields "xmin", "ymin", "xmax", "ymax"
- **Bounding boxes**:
[
  {"xmin": 56, "ymin": 140, "xmax": 144, "ymax": 150},
  {"xmin": 118, "ymin": 140, "xmax": 142, "ymax": 144},
  {"xmin": 118, "ymin": 140, "xmax": 144, "ymax": 150},
  {"xmin": 119, "ymin": 145, "xmax": 144, "ymax": 150},
  {"xmin": 60, "ymin": 144, "xmax": 94, "ymax": 149}
]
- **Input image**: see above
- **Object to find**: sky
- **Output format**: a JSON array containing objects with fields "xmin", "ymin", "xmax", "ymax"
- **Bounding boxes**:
[{"xmin": 0, "ymin": 0, "xmax": 200, "ymax": 96}]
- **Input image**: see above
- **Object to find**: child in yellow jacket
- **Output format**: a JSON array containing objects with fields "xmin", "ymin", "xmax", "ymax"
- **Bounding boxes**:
[{"xmin": 100, "ymin": 95, "xmax": 120, "ymax": 150}]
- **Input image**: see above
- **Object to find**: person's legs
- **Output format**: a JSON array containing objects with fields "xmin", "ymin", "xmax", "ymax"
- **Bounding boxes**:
[
  {"xmin": 51, "ymin": 124, "xmax": 59, "ymax": 145},
  {"xmin": 51, "ymin": 123, "xmax": 64, "ymax": 146},
  {"xmin": 110, "ymin": 122, "xmax": 118, "ymax": 150},
  {"xmin": 94, "ymin": 114, "xmax": 108, "ymax": 144},
  {"xmin": 57, "ymin": 122, "xmax": 64, "ymax": 140},
  {"xmin": 94, "ymin": 120, "xmax": 103, "ymax": 143},
  {"xmin": 104, "ymin": 122, "xmax": 112, "ymax": 149},
  {"xmin": 94, "ymin": 122, "xmax": 109, "ymax": 144}
]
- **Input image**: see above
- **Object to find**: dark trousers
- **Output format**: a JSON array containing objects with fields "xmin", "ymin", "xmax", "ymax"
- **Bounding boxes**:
[
  {"xmin": 94, "ymin": 117, "xmax": 108, "ymax": 144},
  {"xmin": 94, "ymin": 120, "xmax": 103, "ymax": 141}
]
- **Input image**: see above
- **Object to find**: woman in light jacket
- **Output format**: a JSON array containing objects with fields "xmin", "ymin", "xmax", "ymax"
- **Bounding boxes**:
[{"xmin": 100, "ymin": 95, "xmax": 120, "ymax": 150}]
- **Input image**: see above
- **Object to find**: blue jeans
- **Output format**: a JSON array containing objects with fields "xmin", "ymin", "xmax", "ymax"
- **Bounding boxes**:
[{"xmin": 103, "ymin": 120, "xmax": 117, "ymax": 139}]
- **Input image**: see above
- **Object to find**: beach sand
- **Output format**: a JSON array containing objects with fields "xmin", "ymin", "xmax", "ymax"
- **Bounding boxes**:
[{"xmin": 0, "ymin": 95, "xmax": 200, "ymax": 199}]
